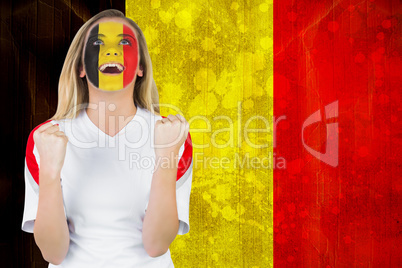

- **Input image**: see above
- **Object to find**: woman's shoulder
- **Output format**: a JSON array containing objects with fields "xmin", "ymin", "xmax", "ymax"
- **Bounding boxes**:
[
  {"xmin": 29, "ymin": 117, "xmax": 64, "ymax": 133},
  {"xmin": 137, "ymin": 106, "xmax": 162, "ymax": 121},
  {"xmin": 32, "ymin": 113, "xmax": 82, "ymax": 134},
  {"xmin": 51, "ymin": 116, "xmax": 77, "ymax": 128}
]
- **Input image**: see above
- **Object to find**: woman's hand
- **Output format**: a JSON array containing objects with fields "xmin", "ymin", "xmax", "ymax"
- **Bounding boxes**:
[
  {"xmin": 33, "ymin": 122, "xmax": 68, "ymax": 178},
  {"xmin": 154, "ymin": 114, "xmax": 189, "ymax": 158}
]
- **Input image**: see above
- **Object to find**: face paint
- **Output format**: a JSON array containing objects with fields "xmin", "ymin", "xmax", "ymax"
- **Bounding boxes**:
[{"xmin": 84, "ymin": 21, "xmax": 139, "ymax": 91}]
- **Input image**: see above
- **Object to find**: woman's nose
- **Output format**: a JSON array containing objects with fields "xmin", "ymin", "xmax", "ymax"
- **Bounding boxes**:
[{"xmin": 105, "ymin": 48, "xmax": 121, "ymax": 56}]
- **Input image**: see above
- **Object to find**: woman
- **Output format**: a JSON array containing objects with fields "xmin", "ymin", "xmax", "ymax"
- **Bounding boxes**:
[{"xmin": 21, "ymin": 9, "xmax": 193, "ymax": 268}]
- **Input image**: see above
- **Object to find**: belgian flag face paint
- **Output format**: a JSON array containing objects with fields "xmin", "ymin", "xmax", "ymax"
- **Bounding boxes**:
[{"xmin": 84, "ymin": 21, "xmax": 139, "ymax": 91}]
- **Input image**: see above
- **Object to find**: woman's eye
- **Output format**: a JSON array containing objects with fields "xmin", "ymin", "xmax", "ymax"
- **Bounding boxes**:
[
  {"xmin": 120, "ymin": 39, "xmax": 131, "ymax": 45},
  {"xmin": 93, "ymin": 40, "xmax": 103, "ymax": 45}
]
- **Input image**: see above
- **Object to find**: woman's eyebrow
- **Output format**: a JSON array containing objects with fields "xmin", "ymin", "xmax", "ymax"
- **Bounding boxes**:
[
  {"xmin": 117, "ymin": 33, "xmax": 135, "ymax": 39},
  {"xmin": 88, "ymin": 33, "xmax": 105, "ymax": 39},
  {"xmin": 88, "ymin": 33, "xmax": 135, "ymax": 39}
]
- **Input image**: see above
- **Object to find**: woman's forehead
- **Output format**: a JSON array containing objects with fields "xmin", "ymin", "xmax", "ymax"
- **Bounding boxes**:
[{"xmin": 86, "ymin": 18, "xmax": 138, "ymax": 40}]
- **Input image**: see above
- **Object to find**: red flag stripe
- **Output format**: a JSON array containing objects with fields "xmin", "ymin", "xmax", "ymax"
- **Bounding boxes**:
[{"xmin": 274, "ymin": 0, "xmax": 400, "ymax": 266}]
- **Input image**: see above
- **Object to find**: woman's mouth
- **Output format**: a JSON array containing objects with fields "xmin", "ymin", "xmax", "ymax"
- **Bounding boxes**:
[{"xmin": 99, "ymin": 63, "xmax": 125, "ymax": 74}]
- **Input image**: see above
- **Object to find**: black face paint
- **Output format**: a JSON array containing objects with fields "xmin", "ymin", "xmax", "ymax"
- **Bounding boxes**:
[{"xmin": 84, "ymin": 24, "xmax": 99, "ymax": 88}]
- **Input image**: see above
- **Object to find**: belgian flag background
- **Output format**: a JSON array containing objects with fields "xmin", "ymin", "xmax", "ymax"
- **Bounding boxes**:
[
  {"xmin": 1, "ymin": 0, "xmax": 399, "ymax": 267},
  {"xmin": 127, "ymin": 0, "xmax": 399, "ymax": 267}
]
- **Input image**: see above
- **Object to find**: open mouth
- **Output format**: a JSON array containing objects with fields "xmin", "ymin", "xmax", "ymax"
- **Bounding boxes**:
[{"xmin": 99, "ymin": 63, "xmax": 125, "ymax": 74}]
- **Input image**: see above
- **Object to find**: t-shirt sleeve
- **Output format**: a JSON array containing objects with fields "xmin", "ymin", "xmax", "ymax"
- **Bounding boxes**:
[
  {"xmin": 144, "ymin": 131, "xmax": 193, "ymax": 236},
  {"xmin": 174, "ymin": 131, "xmax": 193, "ymax": 235},
  {"xmin": 21, "ymin": 120, "xmax": 67, "ymax": 233}
]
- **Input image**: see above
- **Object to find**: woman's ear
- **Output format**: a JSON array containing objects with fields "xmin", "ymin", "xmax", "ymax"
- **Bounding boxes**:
[
  {"xmin": 137, "ymin": 65, "xmax": 143, "ymax": 77},
  {"xmin": 79, "ymin": 65, "xmax": 86, "ymax": 78}
]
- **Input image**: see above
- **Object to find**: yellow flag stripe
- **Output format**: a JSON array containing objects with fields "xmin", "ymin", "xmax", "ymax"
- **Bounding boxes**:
[
  {"xmin": 98, "ymin": 21, "xmax": 124, "ymax": 91},
  {"xmin": 127, "ymin": 1, "xmax": 274, "ymax": 266}
]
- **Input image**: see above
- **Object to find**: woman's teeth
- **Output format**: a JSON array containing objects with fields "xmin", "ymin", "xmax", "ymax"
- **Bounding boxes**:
[{"xmin": 99, "ymin": 63, "xmax": 124, "ymax": 72}]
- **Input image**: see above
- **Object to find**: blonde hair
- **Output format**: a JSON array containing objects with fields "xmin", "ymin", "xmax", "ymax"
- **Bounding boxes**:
[{"xmin": 51, "ymin": 9, "xmax": 160, "ymax": 120}]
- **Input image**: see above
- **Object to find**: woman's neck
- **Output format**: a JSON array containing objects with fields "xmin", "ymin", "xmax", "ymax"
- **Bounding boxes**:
[{"xmin": 86, "ymin": 88, "xmax": 137, "ymax": 137}]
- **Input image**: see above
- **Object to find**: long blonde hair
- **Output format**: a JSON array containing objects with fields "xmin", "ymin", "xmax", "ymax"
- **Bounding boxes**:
[{"xmin": 51, "ymin": 9, "xmax": 160, "ymax": 120}]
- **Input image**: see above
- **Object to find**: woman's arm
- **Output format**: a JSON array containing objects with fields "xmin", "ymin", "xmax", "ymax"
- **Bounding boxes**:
[
  {"xmin": 32, "ymin": 122, "xmax": 70, "ymax": 264},
  {"xmin": 142, "ymin": 155, "xmax": 180, "ymax": 257},
  {"xmin": 142, "ymin": 114, "xmax": 189, "ymax": 257},
  {"xmin": 34, "ymin": 168, "xmax": 70, "ymax": 265}
]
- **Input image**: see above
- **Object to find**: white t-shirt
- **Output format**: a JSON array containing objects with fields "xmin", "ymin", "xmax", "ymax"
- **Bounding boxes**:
[{"xmin": 21, "ymin": 105, "xmax": 193, "ymax": 268}]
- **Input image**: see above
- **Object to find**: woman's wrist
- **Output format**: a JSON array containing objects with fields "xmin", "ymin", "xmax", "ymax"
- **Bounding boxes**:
[
  {"xmin": 154, "ymin": 150, "xmax": 180, "ymax": 171},
  {"xmin": 39, "ymin": 165, "xmax": 62, "ymax": 183}
]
